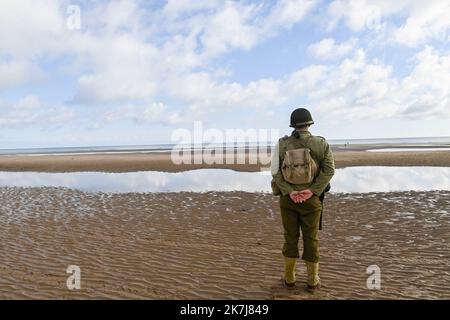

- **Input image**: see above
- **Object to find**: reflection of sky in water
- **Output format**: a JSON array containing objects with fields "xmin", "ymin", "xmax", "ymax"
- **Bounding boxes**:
[
  {"xmin": 334, "ymin": 167, "xmax": 450, "ymax": 193},
  {"xmin": 0, "ymin": 167, "xmax": 449, "ymax": 193}
]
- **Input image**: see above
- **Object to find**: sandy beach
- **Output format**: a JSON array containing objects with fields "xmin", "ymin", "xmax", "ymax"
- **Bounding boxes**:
[
  {"xmin": 0, "ymin": 149, "xmax": 449, "ymax": 299},
  {"xmin": 0, "ymin": 149, "xmax": 449, "ymax": 173},
  {"xmin": 3, "ymin": 0, "xmax": 450, "ymax": 304},
  {"xmin": 0, "ymin": 188, "xmax": 449, "ymax": 299}
]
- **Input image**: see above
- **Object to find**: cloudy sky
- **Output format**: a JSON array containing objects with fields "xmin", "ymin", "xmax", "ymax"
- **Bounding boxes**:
[{"xmin": 1, "ymin": 0, "xmax": 449, "ymax": 148}]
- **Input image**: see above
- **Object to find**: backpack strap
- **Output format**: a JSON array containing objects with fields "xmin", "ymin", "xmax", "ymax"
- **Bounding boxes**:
[
  {"xmin": 279, "ymin": 134, "xmax": 323, "ymax": 164},
  {"xmin": 296, "ymin": 135, "xmax": 325, "ymax": 166}
]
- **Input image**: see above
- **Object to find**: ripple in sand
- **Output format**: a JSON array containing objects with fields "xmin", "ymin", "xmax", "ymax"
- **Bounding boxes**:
[{"xmin": 1, "ymin": 189, "xmax": 449, "ymax": 299}]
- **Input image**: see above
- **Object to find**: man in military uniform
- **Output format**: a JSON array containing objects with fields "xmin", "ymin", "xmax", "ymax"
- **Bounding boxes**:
[{"xmin": 271, "ymin": 107, "xmax": 335, "ymax": 293}]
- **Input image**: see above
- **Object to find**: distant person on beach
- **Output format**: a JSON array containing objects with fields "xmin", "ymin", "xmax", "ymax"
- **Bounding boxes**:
[{"xmin": 271, "ymin": 107, "xmax": 335, "ymax": 293}]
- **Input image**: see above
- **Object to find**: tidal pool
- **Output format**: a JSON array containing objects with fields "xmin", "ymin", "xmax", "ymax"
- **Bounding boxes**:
[{"xmin": 0, "ymin": 167, "xmax": 449, "ymax": 193}]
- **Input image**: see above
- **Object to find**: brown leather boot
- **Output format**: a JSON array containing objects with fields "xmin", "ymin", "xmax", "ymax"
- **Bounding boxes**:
[
  {"xmin": 283, "ymin": 279, "xmax": 296, "ymax": 289},
  {"xmin": 306, "ymin": 282, "xmax": 321, "ymax": 293}
]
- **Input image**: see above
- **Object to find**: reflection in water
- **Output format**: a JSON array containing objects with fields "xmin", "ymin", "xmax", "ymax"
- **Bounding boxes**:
[
  {"xmin": 334, "ymin": 167, "xmax": 450, "ymax": 193},
  {"xmin": 0, "ymin": 167, "xmax": 449, "ymax": 193}
]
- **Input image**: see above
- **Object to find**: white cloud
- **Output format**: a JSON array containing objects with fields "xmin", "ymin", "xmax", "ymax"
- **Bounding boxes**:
[
  {"xmin": 164, "ymin": 72, "xmax": 287, "ymax": 115},
  {"xmin": 71, "ymin": 34, "xmax": 160, "ymax": 104},
  {"xmin": 393, "ymin": 0, "xmax": 450, "ymax": 47},
  {"xmin": 0, "ymin": 0, "xmax": 64, "ymax": 58},
  {"xmin": 0, "ymin": 0, "xmax": 316, "ymax": 107},
  {"xmin": 164, "ymin": 0, "xmax": 317, "ymax": 60},
  {"xmin": 301, "ymin": 50, "xmax": 399, "ymax": 119},
  {"xmin": 65, "ymin": 0, "xmax": 317, "ymax": 107},
  {"xmin": 397, "ymin": 47, "xmax": 450, "ymax": 119},
  {"xmin": 326, "ymin": 0, "xmax": 393, "ymax": 32},
  {"xmin": 164, "ymin": 45, "xmax": 449, "ymax": 122},
  {"xmin": 105, "ymin": 102, "xmax": 183, "ymax": 125},
  {"xmin": 199, "ymin": 2, "xmax": 261, "ymax": 58},
  {"xmin": 0, "ymin": 95, "xmax": 73, "ymax": 128},
  {"xmin": 0, "ymin": 0, "xmax": 449, "ymax": 135},
  {"xmin": 325, "ymin": 0, "xmax": 450, "ymax": 47},
  {"xmin": 0, "ymin": 59, "xmax": 42, "ymax": 91},
  {"xmin": 163, "ymin": 0, "xmax": 221, "ymax": 18},
  {"xmin": 0, "ymin": 0, "xmax": 64, "ymax": 90},
  {"xmin": 291, "ymin": 47, "xmax": 450, "ymax": 121},
  {"xmin": 308, "ymin": 38, "xmax": 356, "ymax": 59},
  {"xmin": 266, "ymin": 0, "xmax": 318, "ymax": 29},
  {"xmin": 95, "ymin": 0, "xmax": 142, "ymax": 34},
  {"xmin": 126, "ymin": 45, "xmax": 449, "ymax": 123}
]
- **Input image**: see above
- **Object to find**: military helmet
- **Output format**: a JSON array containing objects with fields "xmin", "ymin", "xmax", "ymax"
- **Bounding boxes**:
[{"xmin": 290, "ymin": 108, "xmax": 314, "ymax": 128}]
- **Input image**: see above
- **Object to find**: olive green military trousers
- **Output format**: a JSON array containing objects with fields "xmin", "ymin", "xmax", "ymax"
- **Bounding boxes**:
[{"xmin": 280, "ymin": 194, "xmax": 321, "ymax": 263}]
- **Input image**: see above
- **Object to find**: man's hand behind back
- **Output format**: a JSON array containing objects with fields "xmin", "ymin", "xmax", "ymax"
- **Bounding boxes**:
[{"xmin": 289, "ymin": 189, "xmax": 314, "ymax": 204}]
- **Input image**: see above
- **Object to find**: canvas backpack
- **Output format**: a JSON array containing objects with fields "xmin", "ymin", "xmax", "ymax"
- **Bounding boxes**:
[{"xmin": 281, "ymin": 136, "xmax": 318, "ymax": 185}]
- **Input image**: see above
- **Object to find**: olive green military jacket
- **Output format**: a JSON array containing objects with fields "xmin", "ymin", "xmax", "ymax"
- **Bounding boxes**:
[{"xmin": 271, "ymin": 131, "xmax": 335, "ymax": 196}]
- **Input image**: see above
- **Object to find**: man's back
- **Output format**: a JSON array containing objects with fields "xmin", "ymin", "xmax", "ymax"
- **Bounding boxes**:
[{"xmin": 272, "ymin": 130, "xmax": 335, "ymax": 197}]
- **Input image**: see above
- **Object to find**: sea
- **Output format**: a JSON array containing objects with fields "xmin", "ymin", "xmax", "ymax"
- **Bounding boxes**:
[{"xmin": 0, "ymin": 136, "xmax": 449, "ymax": 156}]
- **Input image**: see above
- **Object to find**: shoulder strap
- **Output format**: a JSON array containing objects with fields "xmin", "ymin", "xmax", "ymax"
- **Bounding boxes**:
[
  {"xmin": 310, "ymin": 136, "xmax": 326, "ymax": 165},
  {"xmin": 300, "ymin": 135, "xmax": 324, "ymax": 165}
]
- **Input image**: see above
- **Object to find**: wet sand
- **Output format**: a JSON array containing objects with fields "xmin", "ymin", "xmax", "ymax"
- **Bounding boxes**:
[
  {"xmin": 0, "ymin": 149, "xmax": 449, "ymax": 172},
  {"xmin": 1, "ymin": 148, "xmax": 449, "ymax": 299},
  {"xmin": 0, "ymin": 188, "xmax": 449, "ymax": 299}
]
